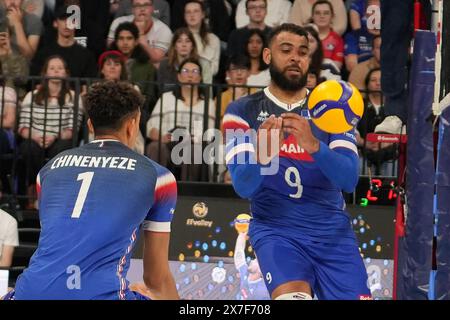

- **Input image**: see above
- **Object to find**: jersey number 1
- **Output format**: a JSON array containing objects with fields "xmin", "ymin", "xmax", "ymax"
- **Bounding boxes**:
[
  {"xmin": 71, "ymin": 172, "xmax": 94, "ymax": 219},
  {"xmin": 285, "ymin": 167, "xmax": 303, "ymax": 199}
]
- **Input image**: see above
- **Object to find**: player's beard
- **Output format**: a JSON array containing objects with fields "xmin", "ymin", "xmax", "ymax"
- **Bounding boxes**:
[{"xmin": 269, "ymin": 63, "xmax": 308, "ymax": 92}]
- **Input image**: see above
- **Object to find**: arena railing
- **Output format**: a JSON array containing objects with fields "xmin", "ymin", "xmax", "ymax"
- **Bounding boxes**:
[{"xmin": 0, "ymin": 76, "xmax": 397, "ymax": 205}]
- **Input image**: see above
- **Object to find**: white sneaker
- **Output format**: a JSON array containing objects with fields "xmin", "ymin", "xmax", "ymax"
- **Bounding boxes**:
[{"xmin": 374, "ymin": 116, "xmax": 406, "ymax": 134}]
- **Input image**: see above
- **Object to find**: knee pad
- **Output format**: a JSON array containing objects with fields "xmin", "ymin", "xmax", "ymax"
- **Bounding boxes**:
[{"xmin": 275, "ymin": 292, "xmax": 313, "ymax": 300}]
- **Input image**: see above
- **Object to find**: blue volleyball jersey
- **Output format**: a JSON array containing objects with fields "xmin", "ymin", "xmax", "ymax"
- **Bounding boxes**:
[
  {"xmin": 223, "ymin": 88, "xmax": 359, "ymax": 245},
  {"xmin": 14, "ymin": 140, "xmax": 177, "ymax": 300}
]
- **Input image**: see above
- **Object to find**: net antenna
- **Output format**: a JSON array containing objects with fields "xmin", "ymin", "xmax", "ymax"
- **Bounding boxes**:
[{"xmin": 432, "ymin": 0, "xmax": 448, "ymax": 117}]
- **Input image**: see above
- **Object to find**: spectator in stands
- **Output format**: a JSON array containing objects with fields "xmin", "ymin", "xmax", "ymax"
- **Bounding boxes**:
[
  {"xmin": 157, "ymin": 27, "xmax": 212, "ymax": 93},
  {"xmin": 0, "ymin": 0, "xmax": 43, "ymax": 59},
  {"xmin": 311, "ymin": 1, "xmax": 344, "ymax": 77},
  {"xmin": 0, "ymin": 24, "xmax": 28, "ymax": 98},
  {"xmin": 171, "ymin": 0, "xmax": 233, "ymax": 46},
  {"xmin": 109, "ymin": 22, "xmax": 157, "ymax": 113},
  {"xmin": 348, "ymin": 35, "xmax": 380, "ymax": 92},
  {"xmin": 146, "ymin": 58, "xmax": 216, "ymax": 181},
  {"xmin": 306, "ymin": 69, "xmax": 319, "ymax": 90},
  {"xmin": 344, "ymin": 0, "xmax": 380, "ymax": 72},
  {"xmin": 289, "ymin": 0, "xmax": 347, "ymax": 36},
  {"xmin": 303, "ymin": 24, "xmax": 324, "ymax": 83},
  {"xmin": 108, "ymin": 0, "xmax": 172, "ymax": 65},
  {"xmin": 235, "ymin": 0, "xmax": 291, "ymax": 29},
  {"xmin": 358, "ymin": 68, "xmax": 384, "ymax": 138},
  {"xmin": 227, "ymin": 0, "xmax": 271, "ymax": 59},
  {"xmin": 0, "ymin": 61, "xmax": 17, "ymax": 194},
  {"xmin": 22, "ymin": 0, "xmax": 44, "ymax": 18},
  {"xmin": 0, "ymin": 206, "xmax": 18, "ymax": 268},
  {"xmin": 219, "ymin": 54, "xmax": 254, "ymax": 120},
  {"xmin": 245, "ymin": 28, "xmax": 269, "ymax": 87},
  {"xmin": 97, "ymin": 50, "xmax": 146, "ymax": 154},
  {"xmin": 184, "ymin": 1, "xmax": 220, "ymax": 76},
  {"xmin": 112, "ymin": 0, "xmax": 171, "ymax": 27},
  {"xmin": 357, "ymin": 68, "xmax": 394, "ymax": 175},
  {"xmin": 30, "ymin": 5, "xmax": 97, "ymax": 85},
  {"xmin": 18, "ymin": 55, "xmax": 82, "ymax": 208},
  {"xmin": 98, "ymin": 50, "xmax": 128, "ymax": 81}
]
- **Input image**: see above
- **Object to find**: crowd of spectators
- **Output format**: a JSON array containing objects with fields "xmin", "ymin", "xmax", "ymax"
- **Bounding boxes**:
[{"xmin": 0, "ymin": 0, "xmax": 406, "ymax": 203}]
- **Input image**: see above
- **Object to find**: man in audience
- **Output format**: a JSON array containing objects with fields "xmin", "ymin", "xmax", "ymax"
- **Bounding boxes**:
[
  {"xmin": 112, "ymin": 0, "xmax": 171, "ymax": 27},
  {"xmin": 234, "ymin": 0, "xmax": 291, "ymax": 28},
  {"xmin": 108, "ymin": 0, "xmax": 172, "ymax": 65},
  {"xmin": 227, "ymin": 0, "xmax": 271, "ymax": 58},
  {"xmin": 0, "ymin": 0, "xmax": 43, "ymax": 59},
  {"xmin": 31, "ymin": 5, "xmax": 97, "ymax": 80}
]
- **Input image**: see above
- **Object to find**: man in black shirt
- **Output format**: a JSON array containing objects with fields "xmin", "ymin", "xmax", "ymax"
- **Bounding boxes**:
[{"xmin": 30, "ymin": 5, "xmax": 97, "ymax": 80}]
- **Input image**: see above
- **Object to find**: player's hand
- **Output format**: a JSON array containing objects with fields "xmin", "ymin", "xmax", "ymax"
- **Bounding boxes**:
[
  {"xmin": 256, "ymin": 114, "xmax": 283, "ymax": 165},
  {"xmin": 281, "ymin": 113, "xmax": 320, "ymax": 154}
]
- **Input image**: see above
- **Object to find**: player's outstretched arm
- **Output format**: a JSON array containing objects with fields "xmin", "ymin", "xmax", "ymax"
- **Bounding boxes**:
[{"xmin": 142, "ymin": 231, "xmax": 179, "ymax": 300}]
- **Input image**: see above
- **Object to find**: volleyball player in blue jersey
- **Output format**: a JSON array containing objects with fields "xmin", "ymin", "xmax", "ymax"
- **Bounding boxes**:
[
  {"xmin": 4, "ymin": 81, "xmax": 179, "ymax": 300},
  {"xmin": 223, "ymin": 24, "xmax": 370, "ymax": 300}
]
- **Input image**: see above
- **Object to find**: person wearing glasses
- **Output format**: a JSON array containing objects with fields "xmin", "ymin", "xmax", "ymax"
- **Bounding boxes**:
[
  {"xmin": 234, "ymin": 0, "xmax": 291, "ymax": 29},
  {"xmin": 227, "ymin": 0, "xmax": 272, "ymax": 59},
  {"xmin": 146, "ymin": 58, "xmax": 216, "ymax": 181},
  {"xmin": 107, "ymin": 0, "xmax": 172, "ymax": 65},
  {"xmin": 157, "ymin": 27, "xmax": 212, "ymax": 93}
]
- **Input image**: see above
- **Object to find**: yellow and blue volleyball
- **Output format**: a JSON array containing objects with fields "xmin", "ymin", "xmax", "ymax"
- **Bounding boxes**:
[
  {"xmin": 234, "ymin": 213, "xmax": 251, "ymax": 233},
  {"xmin": 307, "ymin": 80, "xmax": 364, "ymax": 134}
]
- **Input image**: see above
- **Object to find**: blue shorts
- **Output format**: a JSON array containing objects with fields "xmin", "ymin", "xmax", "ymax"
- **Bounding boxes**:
[{"xmin": 251, "ymin": 235, "xmax": 371, "ymax": 300}]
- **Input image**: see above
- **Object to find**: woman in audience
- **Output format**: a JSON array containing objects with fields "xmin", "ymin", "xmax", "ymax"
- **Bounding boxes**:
[
  {"xmin": 109, "ymin": 22, "xmax": 157, "ymax": 112},
  {"xmin": 357, "ymin": 68, "xmax": 394, "ymax": 175},
  {"xmin": 146, "ymin": 58, "xmax": 216, "ymax": 181},
  {"xmin": 18, "ymin": 55, "xmax": 82, "ymax": 208},
  {"xmin": 158, "ymin": 27, "xmax": 211, "ymax": 93},
  {"xmin": 289, "ymin": 0, "xmax": 348, "ymax": 35},
  {"xmin": 303, "ymin": 25, "xmax": 324, "ymax": 83},
  {"xmin": 311, "ymin": 0, "xmax": 344, "ymax": 76},
  {"xmin": 98, "ymin": 50, "xmax": 128, "ymax": 81},
  {"xmin": 184, "ymin": 0, "xmax": 220, "ymax": 76},
  {"xmin": 245, "ymin": 29, "xmax": 270, "ymax": 88}
]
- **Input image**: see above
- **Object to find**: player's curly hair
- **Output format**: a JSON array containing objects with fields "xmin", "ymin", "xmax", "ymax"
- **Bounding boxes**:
[{"xmin": 85, "ymin": 81, "xmax": 144, "ymax": 134}]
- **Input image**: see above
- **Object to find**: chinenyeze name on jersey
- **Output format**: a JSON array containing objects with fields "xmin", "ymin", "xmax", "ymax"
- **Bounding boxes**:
[{"xmin": 51, "ymin": 154, "xmax": 137, "ymax": 171}]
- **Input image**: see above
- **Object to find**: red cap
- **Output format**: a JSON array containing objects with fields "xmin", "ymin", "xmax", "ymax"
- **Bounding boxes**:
[{"xmin": 98, "ymin": 50, "xmax": 126, "ymax": 67}]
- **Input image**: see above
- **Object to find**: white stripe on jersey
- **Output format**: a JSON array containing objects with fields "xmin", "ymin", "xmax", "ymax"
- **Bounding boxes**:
[
  {"xmin": 222, "ymin": 114, "xmax": 250, "ymax": 128},
  {"xmin": 226, "ymin": 143, "xmax": 255, "ymax": 164},
  {"xmin": 155, "ymin": 172, "xmax": 176, "ymax": 190},
  {"xmin": 36, "ymin": 173, "xmax": 41, "ymax": 187},
  {"xmin": 329, "ymin": 140, "xmax": 358, "ymax": 155},
  {"xmin": 142, "ymin": 221, "xmax": 171, "ymax": 232}
]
